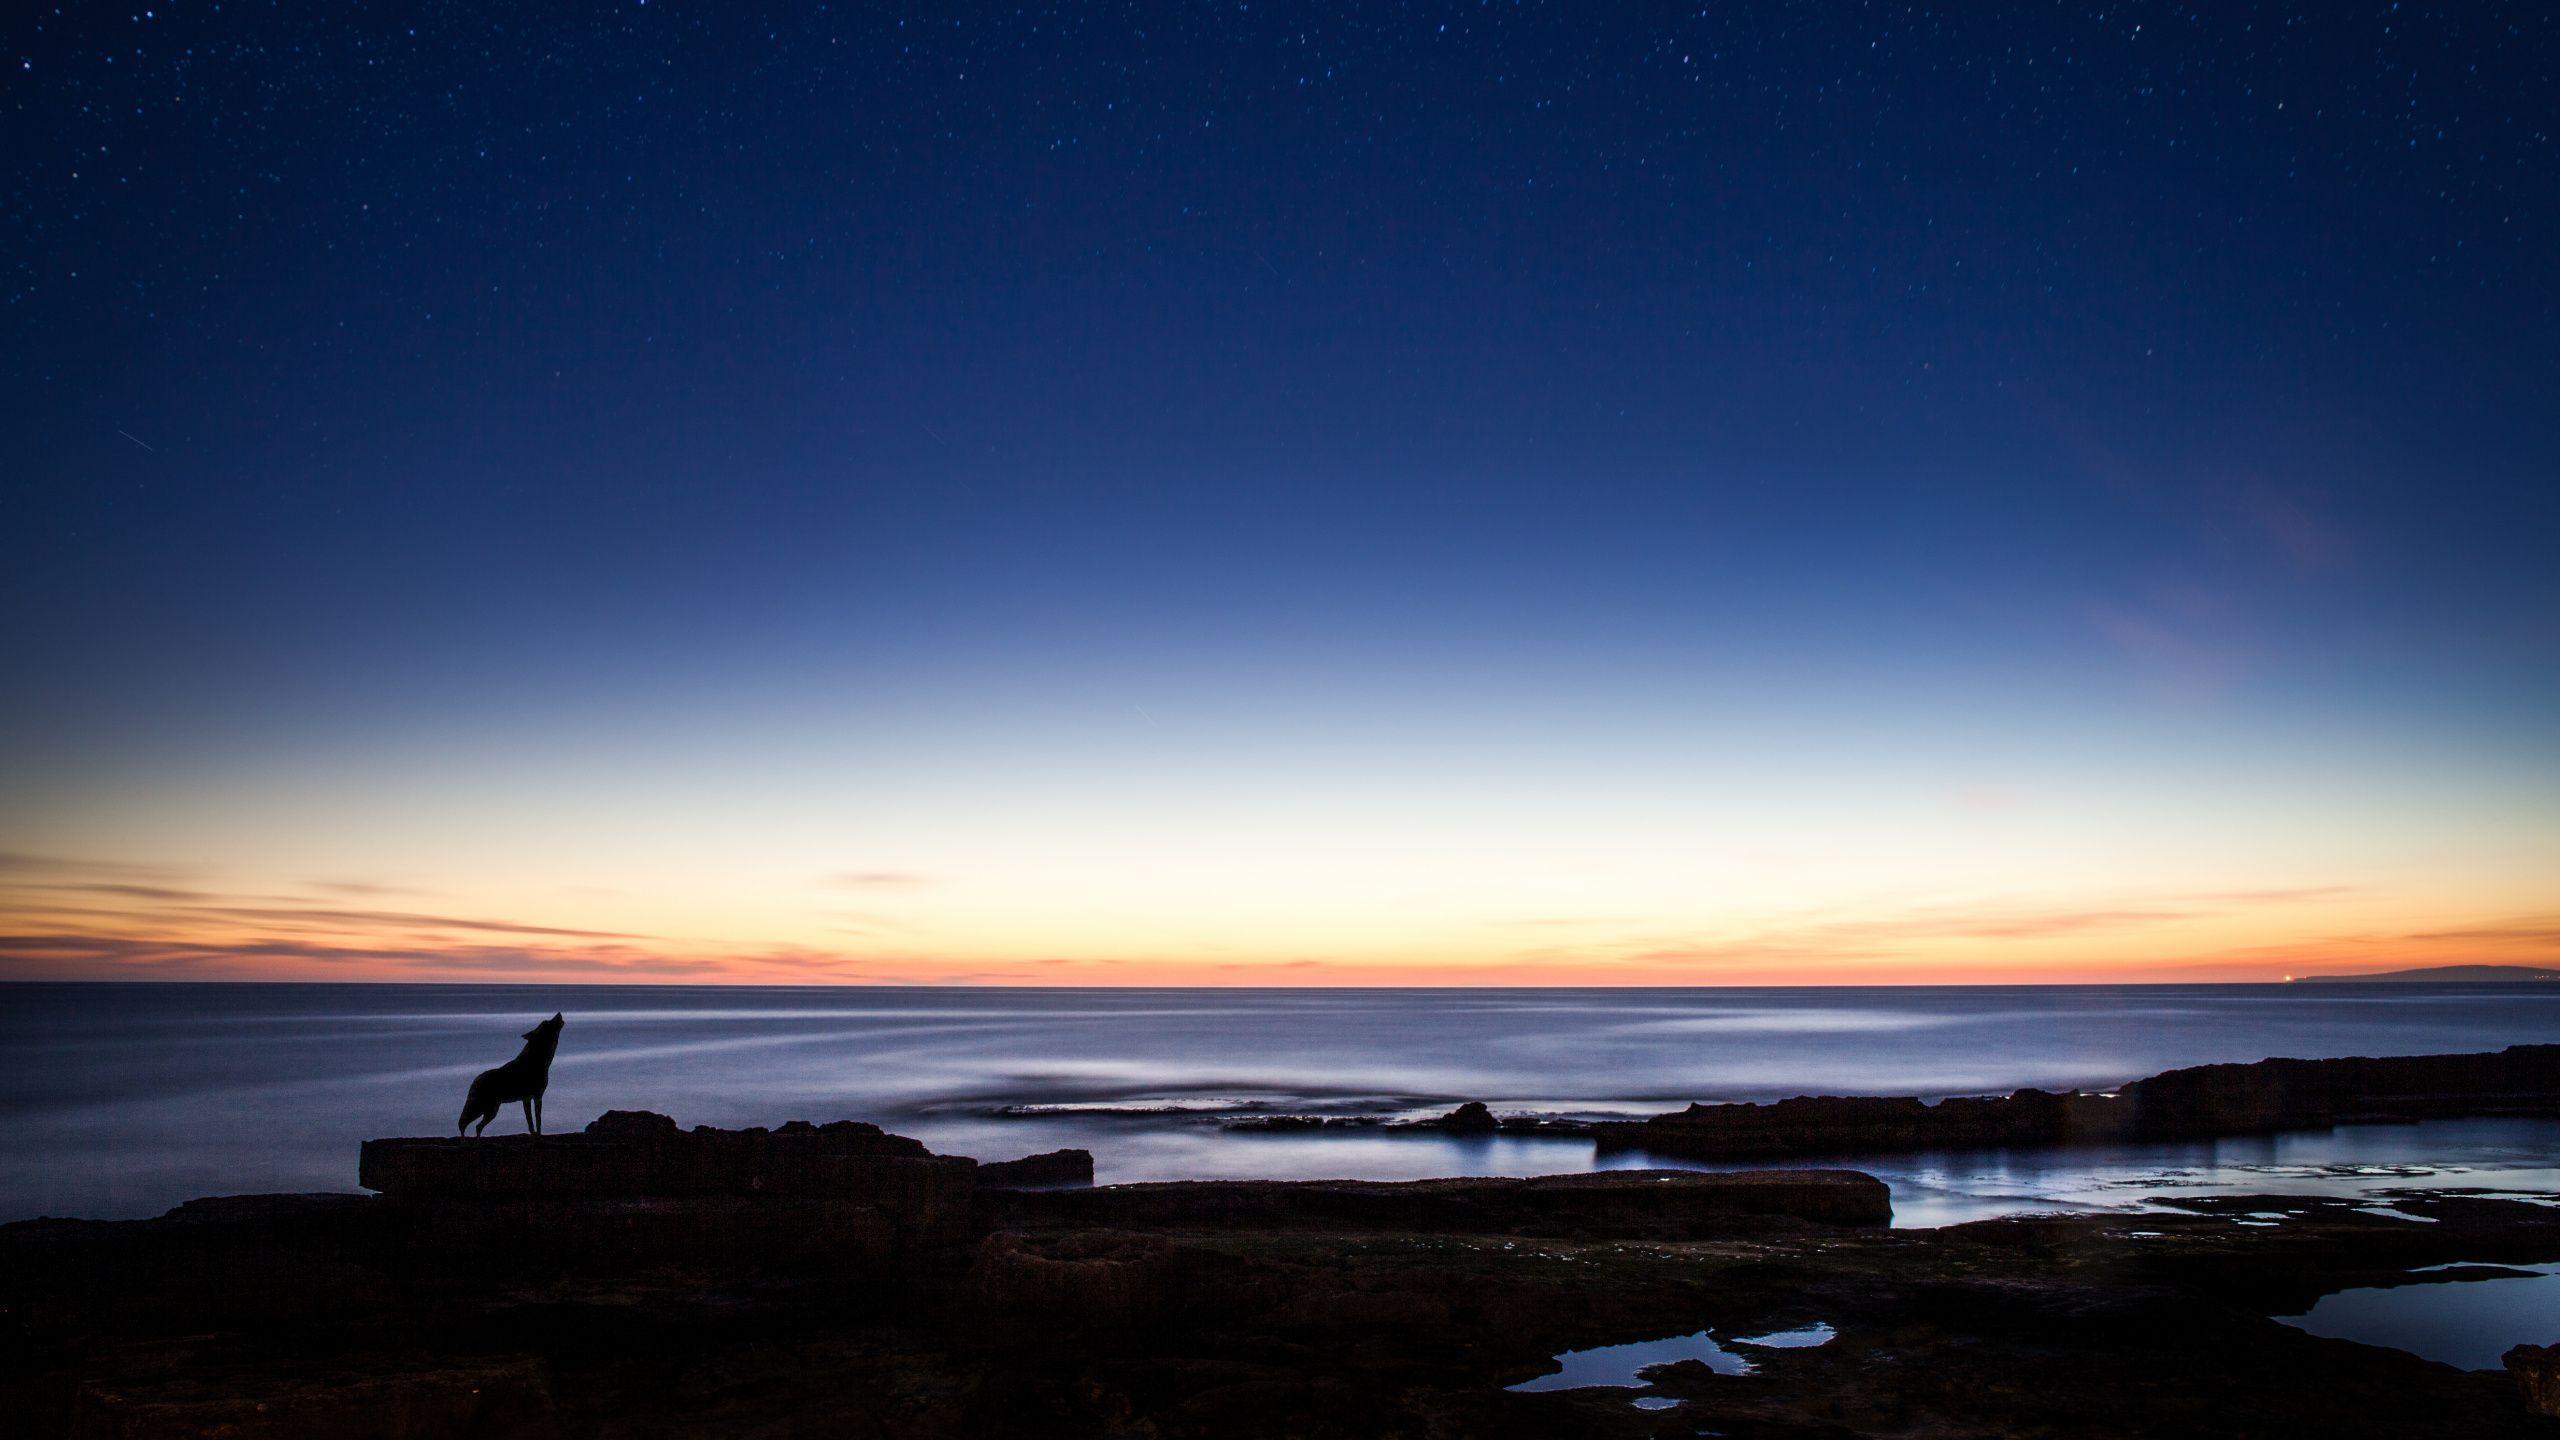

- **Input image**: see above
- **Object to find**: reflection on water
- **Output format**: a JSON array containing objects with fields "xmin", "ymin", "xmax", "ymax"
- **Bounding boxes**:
[
  {"xmin": 1613, "ymin": 1122, "xmax": 2560, "ymax": 1229},
  {"xmin": 3, "ymin": 981, "xmax": 2556, "ymax": 1222},
  {"xmin": 1507, "ymin": 1331, "xmax": 1753, "ymax": 1389},
  {"xmin": 1735, "ymin": 1324, "xmax": 1836, "ymax": 1348},
  {"xmin": 890, "ymin": 1118, "xmax": 2560, "ymax": 1229},
  {"xmin": 2277, "ymin": 1264, "xmax": 2560, "ymax": 1370},
  {"xmin": 1508, "ymin": 1322, "xmax": 1838, "ymax": 1391}
]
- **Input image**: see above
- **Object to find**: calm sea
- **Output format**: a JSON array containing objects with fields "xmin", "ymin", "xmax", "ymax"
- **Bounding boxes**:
[{"xmin": 5, "ymin": 982, "xmax": 2557, "ymax": 1230}]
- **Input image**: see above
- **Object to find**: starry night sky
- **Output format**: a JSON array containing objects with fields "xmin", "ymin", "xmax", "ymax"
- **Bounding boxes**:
[{"xmin": 5, "ymin": 3, "xmax": 2555, "ymax": 983}]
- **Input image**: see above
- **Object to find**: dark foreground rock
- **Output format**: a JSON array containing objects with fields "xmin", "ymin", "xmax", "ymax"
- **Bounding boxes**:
[
  {"xmin": 359, "ymin": 1111, "xmax": 939, "ymax": 1197},
  {"xmin": 8, "ymin": 1115, "xmax": 2559, "ymax": 1438},
  {"xmin": 1595, "ymin": 1043, "xmax": 2560, "ymax": 1161},
  {"xmin": 981, "ymin": 1168, "xmax": 1892, "ymax": 1233},
  {"xmin": 352, "ymin": 1115, "xmax": 1878, "ymax": 1275},
  {"xmin": 70, "ymin": 1356, "xmax": 556, "ymax": 1440},
  {"xmin": 973, "ymin": 1148, "xmax": 1096, "ymax": 1188},
  {"xmin": 2513, "ymin": 1343, "xmax": 2560, "ymax": 1418}
]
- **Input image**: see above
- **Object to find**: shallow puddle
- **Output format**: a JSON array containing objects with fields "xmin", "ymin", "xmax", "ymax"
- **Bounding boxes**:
[
  {"xmin": 1507, "ymin": 1323, "xmax": 1836, "ymax": 1391},
  {"xmin": 1737, "ymin": 1323, "xmax": 1837, "ymax": 1349},
  {"xmin": 1507, "ymin": 1331, "xmax": 1752, "ymax": 1390},
  {"xmin": 2275, "ymin": 1263, "xmax": 2560, "ymax": 1369}
]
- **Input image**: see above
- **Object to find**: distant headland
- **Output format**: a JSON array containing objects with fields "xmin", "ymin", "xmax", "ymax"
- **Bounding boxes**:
[{"xmin": 2290, "ymin": 965, "xmax": 2560, "ymax": 983}]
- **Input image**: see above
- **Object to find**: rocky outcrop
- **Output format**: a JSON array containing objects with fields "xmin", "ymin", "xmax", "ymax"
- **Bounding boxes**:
[
  {"xmin": 1593, "ymin": 1088, "xmax": 2124, "ymax": 1160},
  {"xmin": 358, "ymin": 1112, "xmax": 936, "ymax": 1198},
  {"xmin": 357, "ymin": 1113, "xmax": 978, "ymax": 1269},
  {"xmin": 2298, "ymin": 965, "xmax": 2559, "ymax": 983},
  {"xmin": 1594, "ymin": 1045, "xmax": 2560, "ymax": 1161},
  {"xmin": 983, "ymin": 1167, "xmax": 1891, "ymax": 1233},
  {"xmin": 2508, "ymin": 1343, "xmax": 2560, "ymax": 1417},
  {"xmin": 1439, "ymin": 1101, "xmax": 1500, "ymax": 1133},
  {"xmin": 972, "ymin": 1148, "xmax": 1094, "ymax": 1188},
  {"xmin": 354, "ymin": 1113, "xmax": 1887, "ymax": 1271},
  {"xmin": 2118, "ymin": 1044, "xmax": 2560, "ymax": 1136}
]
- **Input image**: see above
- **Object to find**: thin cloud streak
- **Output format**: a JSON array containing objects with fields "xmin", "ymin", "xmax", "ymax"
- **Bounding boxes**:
[
  {"xmin": 0, "ymin": 851, "xmax": 192, "ymax": 881},
  {"xmin": 0, "ymin": 933, "xmax": 747, "ymax": 981},
  {"xmin": 0, "ymin": 841, "xmax": 2534, "ymax": 986},
  {"xmin": 169, "ymin": 906, "xmax": 640, "ymax": 939},
  {"xmin": 820, "ymin": 872, "xmax": 939, "ymax": 892}
]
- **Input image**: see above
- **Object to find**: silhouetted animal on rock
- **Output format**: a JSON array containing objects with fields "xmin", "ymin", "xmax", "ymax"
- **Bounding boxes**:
[{"xmin": 458, "ymin": 1013, "xmax": 565, "ymax": 1137}]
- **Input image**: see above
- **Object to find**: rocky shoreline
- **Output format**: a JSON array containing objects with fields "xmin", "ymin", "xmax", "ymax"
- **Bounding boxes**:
[
  {"xmin": 8, "ymin": 1089, "xmax": 2560, "ymax": 1438},
  {"xmin": 1592, "ymin": 1043, "xmax": 2560, "ymax": 1162},
  {"xmin": 1207, "ymin": 1046, "xmax": 2560, "ymax": 1160}
]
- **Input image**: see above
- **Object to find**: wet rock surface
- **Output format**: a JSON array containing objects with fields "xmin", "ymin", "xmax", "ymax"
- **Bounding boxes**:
[{"xmin": 7, "ymin": 1120, "xmax": 2559, "ymax": 1438}]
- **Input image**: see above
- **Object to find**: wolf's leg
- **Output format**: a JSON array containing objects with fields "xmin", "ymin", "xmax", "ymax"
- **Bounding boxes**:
[{"xmin": 534, "ymin": 1093, "xmax": 545, "ymax": 1135}]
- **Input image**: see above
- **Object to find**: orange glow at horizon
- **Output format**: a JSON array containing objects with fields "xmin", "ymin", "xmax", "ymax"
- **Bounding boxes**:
[
  {"xmin": 5, "ymin": 851, "xmax": 2551, "ymax": 987},
  {"xmin": 7, "ymin": 666, "xmax": 2552, "ymax": 989}
]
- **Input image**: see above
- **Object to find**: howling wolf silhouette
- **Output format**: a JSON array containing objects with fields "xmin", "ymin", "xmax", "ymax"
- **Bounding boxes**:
[{"xmin": 458, "ymin": 1013, "xmax": 565, "ymax": 1137}]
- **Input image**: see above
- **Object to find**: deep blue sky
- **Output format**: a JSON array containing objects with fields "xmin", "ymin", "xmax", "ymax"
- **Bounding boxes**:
[{"xmin": 4, "ymin": 3, "xmax": 2555, "ymax": 983}]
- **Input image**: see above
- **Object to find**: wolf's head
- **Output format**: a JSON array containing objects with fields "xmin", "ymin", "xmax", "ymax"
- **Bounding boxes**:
[{"xmin": 523, "ymin": 1012, "xmax": 565, "ymax": 1042}]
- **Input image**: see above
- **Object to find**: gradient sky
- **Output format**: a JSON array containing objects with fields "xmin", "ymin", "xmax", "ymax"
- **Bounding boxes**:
[{"xmin": 4, "ymin": 2, "xmax": 2555, "ymax": 984}]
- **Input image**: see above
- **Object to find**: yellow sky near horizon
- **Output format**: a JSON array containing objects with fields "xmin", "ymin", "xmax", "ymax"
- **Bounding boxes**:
[
  {"xmin": 7, "ymin": 819, "xmax": 2550, "ymax": 986},
  {"xmin": 8, "ymin": 653, "xmax": 2553, "ymax": 987}
]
